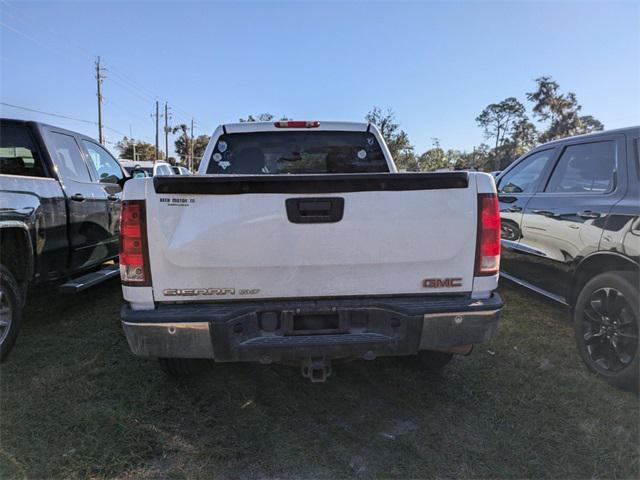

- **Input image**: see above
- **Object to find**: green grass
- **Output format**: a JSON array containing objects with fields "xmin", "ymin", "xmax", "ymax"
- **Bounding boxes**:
[{"xmin": 1, "ymin": 280, "xmax": 638, "ymax": 479}]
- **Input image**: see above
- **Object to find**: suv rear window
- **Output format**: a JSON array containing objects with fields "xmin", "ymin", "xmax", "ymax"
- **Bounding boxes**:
[{"xmin": 206, "ymin": 131, "xmax": 389, "ymax": 174}]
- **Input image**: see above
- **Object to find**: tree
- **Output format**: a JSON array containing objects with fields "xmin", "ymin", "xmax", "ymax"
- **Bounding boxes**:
[
  {"xmin": 526, "ymin": 76, "xmax": 604, "ymax": 142},
  {"xmin": 511, "ymin": 117, "xmax": 538, "ymax": 151},
  {"xmin": 486, "ymin": 117, "xmax": 540, "ymax": 170},
  {"xmin": 365, "ymin": 106, "xmax": 416, "ymax": 171},
  {"xmin": 115, "ymin": 137, "xmax": 163, "ymax": 161},
  {"xmin": 172, "ymin": 123, "xmax": 189, "ymax": 162},
  {"xmin": 191, "ymin": 135, "xmax": 210, "ymax": 171},
  {"xmin": 476, "ymin": 97, "xmax": 528, "ymax": 169},
  {"xmin": 417, "ymin": 138, "xmax": 451, "ymax": 171},
  {"xmin": 173, "ymin": 127, "xmax": 210, "ymax": 171},
  {"xmin": 578, "ymin": 115, "xmax": 605, "ymax": 134},
  {"xmin": 462, "ymin": 143, "xmax": 492, "ymax": 171},
  {"xmin": 239, "ymin": 113, "xmax": 290, "ymax": 122},
  {"xmin": 396, "ymin": 151, "xmax": 421, "ymax": 171}
]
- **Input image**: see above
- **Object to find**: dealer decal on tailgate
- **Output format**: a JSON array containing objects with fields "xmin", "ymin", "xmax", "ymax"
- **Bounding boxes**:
[{"xmin": 160, "ymin": 197, "xmax": 196, "ymax": 207}]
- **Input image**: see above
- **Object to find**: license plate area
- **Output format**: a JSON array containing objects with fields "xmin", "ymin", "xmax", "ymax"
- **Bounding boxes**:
[
  {"xmin": 254, "ymin": 308, "xmax": 399, "ymax": 338},
  {"xmin": 290, "ymin": 313, "xmax": 343, "ymax": 336}
]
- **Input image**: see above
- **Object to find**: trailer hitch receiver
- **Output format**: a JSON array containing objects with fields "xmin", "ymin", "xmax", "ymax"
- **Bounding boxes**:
[{"xmin": 301, "ymin": 357, "xmax": 332, "ymax": 383}]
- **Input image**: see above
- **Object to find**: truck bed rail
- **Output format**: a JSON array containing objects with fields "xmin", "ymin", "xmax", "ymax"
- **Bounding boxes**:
[{"xmin": 153, "ymin": 172, "xmax": 469, "ymax": 195}]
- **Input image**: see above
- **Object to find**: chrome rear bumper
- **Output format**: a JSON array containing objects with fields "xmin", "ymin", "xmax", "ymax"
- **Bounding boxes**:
[
  {"xmin": 122, "ymin": 321, "xmax": 214, "ymax": 358},
  {"xmin": 122, "ymin": 294, "xmax": 502, "ymax": 361}
]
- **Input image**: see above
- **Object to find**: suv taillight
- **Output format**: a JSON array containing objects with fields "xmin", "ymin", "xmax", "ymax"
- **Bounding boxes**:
[
  {"xmin": 475, "ymin": 193, "xmax": 501, "ymax": 276},
  {"xmin": 119, "ymin": 200, "xmax": 150, "ymax": 286}
]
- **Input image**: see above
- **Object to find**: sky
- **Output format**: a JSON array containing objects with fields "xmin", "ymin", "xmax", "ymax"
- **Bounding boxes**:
[{"xmin": 1, "ymin": 0, "xmax": 638, "ymax": 158}]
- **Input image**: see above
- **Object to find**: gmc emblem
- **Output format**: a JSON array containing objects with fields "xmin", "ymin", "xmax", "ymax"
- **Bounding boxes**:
[{"xmin": 423, "ymin": 277, "xmax": 463, "ymax": 288}]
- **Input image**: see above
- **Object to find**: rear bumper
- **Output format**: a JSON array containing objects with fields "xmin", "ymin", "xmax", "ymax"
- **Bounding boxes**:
[{"xmin": 121, "ymin": 294, "xmax": 502, "ymax": 361}]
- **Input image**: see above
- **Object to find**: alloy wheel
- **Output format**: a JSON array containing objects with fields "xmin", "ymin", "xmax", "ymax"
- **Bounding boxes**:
[{"xmin": 582, "ymin": 287, "xmax": 638, "ymax": 372}]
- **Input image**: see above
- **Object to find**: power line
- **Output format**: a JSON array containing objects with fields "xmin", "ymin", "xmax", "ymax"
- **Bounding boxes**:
[
  {"xmin": 0, "ymin": 1, "xmax": 203, "ymax": 125},
  {"xmin": 102, "ymin": 62, "xmax": 161, "ymax": 102},
  {"xmin": 106, "ymin": 74, "xmax": 158, "ymax": 104},
  {"xmin": 1, "ymin": 102, "xmax": 97, "ymax": 125},
  {"xmin": 0, "ymin": 16, "xmax": 154, "ymax": 107},
  {"xmin": 0, "ymin": 102, "xmax": 128, "ymax": 137},
  {"xmin": 0, "ymin": 19, "xmax": 153, "ymax": 122},
  {"xmin": 0, "ymin": 1, "xmax": 209, "ymax": 145},
  {"xmin": 0, "ymin": 20, "xmax": 72, "ymax": 63},
  {"xmin": 104, "ymin": 98, "xmax": 154, "ymax": 124},
  {"xmin": 103, "ymin": 125, "xmax": 129, "ymax": 137}
]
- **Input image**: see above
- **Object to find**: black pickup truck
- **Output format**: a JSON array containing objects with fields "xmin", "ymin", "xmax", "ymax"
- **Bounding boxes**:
[
  {"xmin": 497, "ymin": 126, "xmax": 639, "ymax": 389},
  {"xmin": 0, "ymin": 119, "xmax": 127, "ymax": 360}
]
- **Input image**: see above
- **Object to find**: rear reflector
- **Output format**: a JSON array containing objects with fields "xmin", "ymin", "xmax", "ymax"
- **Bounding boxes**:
[
  {"xmin": 274, "ymin": 120, "xmax": 320, "ymax": 128},
  {"xmin": 475, "ymin": 193, "xmax": 501, "ymax": 276},
  {"xmin": 119, "ymin": 200, "xmax": 151, "ymax": 286}
]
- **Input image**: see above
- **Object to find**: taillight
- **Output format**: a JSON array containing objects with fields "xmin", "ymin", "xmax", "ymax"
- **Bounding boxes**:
[
  {"xmin": 475, "ymin": 193, "xmax": 501, "ymax": 276},
  {"xmin": 119, "ymin": 200, "xmax": 150, "ymax": 286},
  {"xmin": 274, "ymin": 120, "xmax": 320, "ymax": 128}
]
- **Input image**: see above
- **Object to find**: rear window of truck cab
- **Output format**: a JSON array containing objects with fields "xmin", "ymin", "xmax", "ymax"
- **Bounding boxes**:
[
  {"xmin": 0, "ymin": 123, "xmax": 46, "ymax": 177},
  {"xmin": 206, "ymin": 131, "xmax": 389, "ymax": 174}
]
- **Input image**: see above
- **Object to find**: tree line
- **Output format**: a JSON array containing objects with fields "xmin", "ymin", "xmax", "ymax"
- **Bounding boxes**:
[
  {"xmin": 115, "ymin": 75, "xmax": 603, "ymax": 173},
  {"xmin": 379, "ymin": 75, "xmax": 603, "ymax": 172},
  {"xmin": 115, "ymin": 129, "xmax": 210, "ymax": 170}
]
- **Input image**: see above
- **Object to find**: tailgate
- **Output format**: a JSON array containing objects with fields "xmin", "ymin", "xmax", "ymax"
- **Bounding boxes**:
[{"xmin": 146, "ymin": 173, "xmax": 478, "ymax": 301}]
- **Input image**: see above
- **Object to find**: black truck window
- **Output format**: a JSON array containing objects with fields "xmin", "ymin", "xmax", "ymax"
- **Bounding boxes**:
[
  {"xmin": 82, "ymin": 140, "xmax": 124, "ymax": 184},
  {"xmin": 50, "ymin": 132, "xmax": 92, "ymax": 182},
  {"xmin": 545, "ymin": 141, "xmax": 616, "ymax": 194},
  {"xmin": 0, "ymin": 124, "xmax": 46, "ymax": 177}
]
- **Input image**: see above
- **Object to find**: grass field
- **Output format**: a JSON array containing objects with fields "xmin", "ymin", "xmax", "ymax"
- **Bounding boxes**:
[{"xmin": 0, "ymin": 280, "xmax": 638, "ymax": 479}]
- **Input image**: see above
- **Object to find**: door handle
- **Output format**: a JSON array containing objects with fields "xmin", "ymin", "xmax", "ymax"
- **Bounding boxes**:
[
  {"xmin": 70, "ymin": 193, "xmax": 85, "ymax": 202},
  {"xmin": 107, "ymin": 194, "xmax": 118, "ymax": 201},
  {"xmin": 579, "ymin": 210, "xmax": 601, "ymax": 219},
  {"xmin": 506, "ymin": 206, "xmax": 522, "ymax": 213},
  {"xmin": 498, "ymin": 195, "xmax": 517, "ymax": 204}
]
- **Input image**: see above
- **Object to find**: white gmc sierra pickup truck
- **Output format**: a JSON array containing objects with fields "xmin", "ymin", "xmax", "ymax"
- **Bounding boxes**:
[{"xmin": 119, "ymin": 120, "xmax": 502, "ymax": 382}]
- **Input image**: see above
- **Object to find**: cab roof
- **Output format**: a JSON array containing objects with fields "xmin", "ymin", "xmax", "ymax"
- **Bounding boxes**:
[{"xmin": 221, "ymin": 121, "xmax": 371, "ymax": 135}]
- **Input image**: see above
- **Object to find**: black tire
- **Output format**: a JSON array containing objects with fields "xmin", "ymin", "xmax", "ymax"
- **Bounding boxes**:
[
  {"xmin": 574, "ymin": 271, "xmax": 639, "ymax": 391},
  {"xmin": 0, "ymin": 264, "xmax": 24, "ymax": 362},
  {"xmin": 415, "ymin": 350, "xmax": 454, "ymax": 370},
  {"xmin": 158, "ymin": 357, "xmax": 204, "ymax": 377}
]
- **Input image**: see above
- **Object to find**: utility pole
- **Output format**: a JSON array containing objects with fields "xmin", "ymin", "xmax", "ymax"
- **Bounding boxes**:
[
  {"xmin": 164, "ymin": 102, "xmax": 171, "ymax": 162},
  {"xmin": 494, "ymin": 130, "xmax": 500, "ymax": 171},
  {"xmin": 152, "ymin": 101, "xmax": 160, "ymax": 162},
  {"xmin": 129, "ymin": 124, "xmax": 136, "ymax": 162},
  {"xmin": 190, "ymin": 118, "xmax": 195, "ymax": 172},
  {"xmin": 95, "ymin": 56, "xmax": 105, "ymax": 144},
  {"xmin": 156, "ymin": 100, "xmax": 160, "ymax": 161}
]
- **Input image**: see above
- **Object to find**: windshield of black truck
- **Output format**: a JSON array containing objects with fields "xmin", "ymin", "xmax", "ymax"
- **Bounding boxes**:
[{"xmin": 206, "ymin": 131, "xmax": 389, "ymax": 174}]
